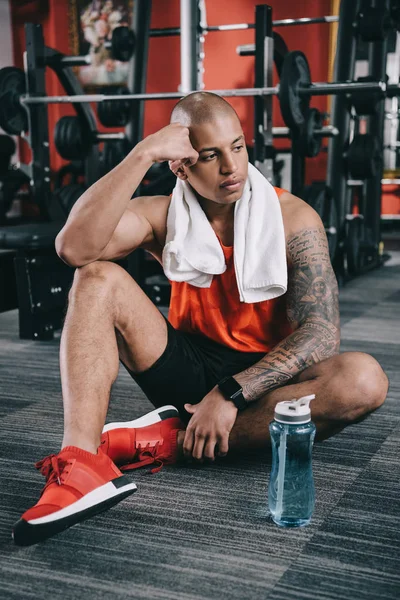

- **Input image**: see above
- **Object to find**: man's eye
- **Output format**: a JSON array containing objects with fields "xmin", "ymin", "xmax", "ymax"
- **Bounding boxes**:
[
  {"xmin": 233, "ymin": 145, "xmax": 243, "ymax": 151},
  {"xmin": 203, "ymin": 153, "xmax": 216, "ymax": 160}
]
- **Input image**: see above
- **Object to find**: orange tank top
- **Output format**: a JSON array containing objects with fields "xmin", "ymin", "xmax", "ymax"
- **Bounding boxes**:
[{"xmin": 167, "ymin": 187, "xmax": 293, "ymax": 352}]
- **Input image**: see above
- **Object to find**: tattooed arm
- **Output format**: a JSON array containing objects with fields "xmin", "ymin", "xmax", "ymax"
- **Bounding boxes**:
[{"xmin": 233, "ymin": 205, "xmax": 340, "ymax": 403}]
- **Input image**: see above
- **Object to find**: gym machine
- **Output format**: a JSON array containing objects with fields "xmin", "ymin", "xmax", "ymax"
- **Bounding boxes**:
[{"xmin": 1, "ymin": 3, "xmax": 399, "ymax": 339}]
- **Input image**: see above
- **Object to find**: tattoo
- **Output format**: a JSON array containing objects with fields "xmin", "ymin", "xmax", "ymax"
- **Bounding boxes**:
[{"xmin": 235, "ymin": 227, "xmax": 340, "ymax": 402}]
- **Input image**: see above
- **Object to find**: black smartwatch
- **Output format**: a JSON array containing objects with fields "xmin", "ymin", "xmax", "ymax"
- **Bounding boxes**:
[{"xmin": 217, "ymin": 376, "xmax": 247, "ymax": 411}]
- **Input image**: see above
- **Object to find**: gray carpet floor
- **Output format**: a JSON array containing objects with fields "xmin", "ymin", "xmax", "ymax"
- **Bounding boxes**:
[{"xmin": 0, "ymin": 255, "xmax": 400, "ymax": 600}]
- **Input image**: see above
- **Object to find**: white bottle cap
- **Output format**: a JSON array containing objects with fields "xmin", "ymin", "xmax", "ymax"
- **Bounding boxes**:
[{"xmin": 274, "ymin": 394, "xmax": 315, "ymax": 425}]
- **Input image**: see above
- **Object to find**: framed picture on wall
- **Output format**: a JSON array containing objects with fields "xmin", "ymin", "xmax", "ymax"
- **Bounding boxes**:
[{"xmin": 68, "ymin": 0, "xmax": 134, "ymax": 91}]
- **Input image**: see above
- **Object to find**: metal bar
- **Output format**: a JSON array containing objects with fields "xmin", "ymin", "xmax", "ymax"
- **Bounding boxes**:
[
  {"xmin": 254, "ymin": 4, "xmax": 273, "ymax": 182},
  {"xmin": 150, "ymin": 27, "xmax": 180, "ymax": 37},
  {"xmin": 149, "ymin": 16, "xmax": 339, "ymax": 37},
  {"xmin": 24, "ymin": 23, "xmax": 52, "ymax": 221},
  {"xmin": 96, "ymin": 132, "xmax": 126, "ymax": 141},
  {"xmin": 273, "ymin": 16, "xmax": 339, "ymax": 26},
  {"xmin": 272, "ymin": 125, "xmax": 339, "ymax": 138},
  {"xmin": 237, "ymin": 44, "xmax": 255, "ymax": 57},
  {"xmin": 127, "ymin": 0, "xmax": 151, "ymax": 148},
  {"xmin": 60, "ymin": 55, "xmax": 91, "ymax": 66},
  {"xmin": 300, "ymin": 81, "xmax": 387, "ymax": 95},
  {"xmin": 180, "ymin": 0, "xmax": 197, "ymax": 93},
  {"xmin": 207, "ymin": 23, "xmax": 253, "ymax": 31},
  {"xmin": 21, "ymin": 85, "xmax": 280, "ymax": 104},
  {"xmin": 21, "ymin": 78, "xmax": 394, "ymax": 107}
]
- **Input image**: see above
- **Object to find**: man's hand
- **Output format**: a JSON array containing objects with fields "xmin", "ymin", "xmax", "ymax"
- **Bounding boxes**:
[
  {"xmin": 138, "ymin": 123, "xmax": 199, "ymax": 167},
  {"xmin": 183, "ymin": 386, "xmax": 238, "ymax": 462}
]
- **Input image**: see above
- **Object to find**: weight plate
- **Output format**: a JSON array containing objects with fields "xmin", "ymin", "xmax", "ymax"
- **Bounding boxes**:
[
  {"xmin": 111, "ymin": 26, "xmax": 135, "ymax": 62},
  {"xmin": 303, "ymin": 182, "xmax": 338, "ymax": 260},
  {"xmin": 98, "ymin": 86, "xmax": 131, "ymax": 127},
  {"xmin": 0, "ymin": 67, "xmax": 28, "ymax": 135},
  {"xmin": 347, "ymin": 134, "xmax": 381, "ymax": 179},
  {"xmin": 346, "ymin": 217, "xmax": 364, "ymax": 276},
  {"xmin": 54, "ymin": 116, "xmax": 92, "ymax": 160},
  {"xmin": 359, "ymin": 7, "xmax": 392, "ymax": 42},
  {"xmin": 279, "ymin": 51, "xmax": 311, "ymax": 131},
  {"xmin": 273, "ymin": 32, "xmax": 289, "ymax": 78},
  {"xmin": 299, "ymin": 108, "xmax": 323, "ymax": 158}
]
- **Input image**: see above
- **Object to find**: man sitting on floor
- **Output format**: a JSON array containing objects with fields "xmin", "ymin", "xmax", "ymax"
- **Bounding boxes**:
[{"xmin": 13, "ymin": 92, "xmax": 389, "ymax": 546}]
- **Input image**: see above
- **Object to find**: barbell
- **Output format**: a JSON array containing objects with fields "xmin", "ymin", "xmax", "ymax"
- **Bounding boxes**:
[
  {"xmin": 0, "ymin": 50, "xmax": 393, "ymax": 138},
  {"xmin": 149, "ymin": 15, "xmax": 340, "ymax": 37},
  {"xmin": 54, "ymin": 116, "xmax": 127, "ymax": 160}
]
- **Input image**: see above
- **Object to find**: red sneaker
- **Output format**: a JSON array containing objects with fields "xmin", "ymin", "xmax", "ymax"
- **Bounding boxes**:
[
  {"xmin": 101, "ymin": 405, "xmax": 185, "ymax": 474},
  {"xmin": 13, "ymin": 446, "xmax": 136, "ymax": 546}
]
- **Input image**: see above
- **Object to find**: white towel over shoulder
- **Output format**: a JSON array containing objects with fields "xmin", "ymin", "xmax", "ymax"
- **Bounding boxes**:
[{"xmin": 162, "ymin": 162, "xmax": 287, "ymax": 303}]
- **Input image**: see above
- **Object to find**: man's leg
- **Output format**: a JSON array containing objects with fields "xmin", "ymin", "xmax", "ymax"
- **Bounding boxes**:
[
  {"xmin": 60, "ymin": 260, "xmax": 171, "ymax": 453},
  {"xmin": 226, "ymin": 352, "xmax": 389, "ymax": 452}
]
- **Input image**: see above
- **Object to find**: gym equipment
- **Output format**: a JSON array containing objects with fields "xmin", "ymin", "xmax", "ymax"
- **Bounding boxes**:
[
  {"xmin": 303, "ymin": 183, "xmax": 338, "ymax": 260},
  {"xmin": 347, "ymin": 134, "xmax": 381, "ymax": 180},
  {"xmin": 346, "ymin": 217, "xmax": 364, "ymax": 275},
  {"xmin": 61, "ymin": 26, "xmax": 135, "ymax": 66},
  {"xmin": 279, "ymin": 50, "xmax": 310, "ymax": 131},
  {"xmin": 149, "ymin": 15, "xmax": 340, "ymax": 37},
  {"xmin": 350, "ymin": 76, "xmax": 384, "ymax": 115},
  {"xmin": 54, "ymin": 116, "xmax": 126, "ymax": 160},
  {"xmin": 106, "ymin": 26, "xmax": 135, "ymax": 62},
  {"xmin": 236, "ymin": 31, "xmax": 288, "ymax": 77},
  {"xmin": 298, "ymin": 109, "xmax": 324, "ymax": 158},
  {"xmin": 97, "ymin": 86, "xmax": 131, "ymax": 128},
  {"xmin": 3, "ymin": 47, "xmax": 396, "ymax": 137},
  {"xmin": 358, "ymin": 6, "xmax": 392, "ymax": 42},
  {"xmin": 0, "ymin": 67, "xmax": 28, "ymax": 135}
]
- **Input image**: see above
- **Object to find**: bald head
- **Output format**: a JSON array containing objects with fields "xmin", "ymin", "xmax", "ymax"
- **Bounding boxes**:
[{"xmin": 170, "ymin": 91, "xmax": 240, "ymax": 128}]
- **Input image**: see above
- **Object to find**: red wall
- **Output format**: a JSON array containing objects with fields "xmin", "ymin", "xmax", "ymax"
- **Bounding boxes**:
[{"xmin": 10, "ymin": 0, "xmax": 332, "ymax": 182}]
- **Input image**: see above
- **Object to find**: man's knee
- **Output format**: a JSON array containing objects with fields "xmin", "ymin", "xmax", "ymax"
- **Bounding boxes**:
[
  {"xmin": 334, "ymin": 352, "xmax": 389, "ymax": 421},
  {"xmin": 68, "ymin": 260, "xmax": 127, "ymax": 301}
]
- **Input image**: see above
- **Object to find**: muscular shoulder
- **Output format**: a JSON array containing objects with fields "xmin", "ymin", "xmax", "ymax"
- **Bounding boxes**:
[
  {"xmin": 279, "ymin": 190, "xmax": 322, "ymax": 237},
  {"xmin": 278, "ymin": 190, "xmax": 325, "ymax": 269},
  {"xmin": 134, "ymin": 194, "xmax": 171, "ymax": 250}
]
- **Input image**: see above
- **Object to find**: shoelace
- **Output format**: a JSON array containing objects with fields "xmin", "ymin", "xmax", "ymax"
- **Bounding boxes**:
[
  {"xmin": 120, "ymin": 442, "xmax": 164, "ymax": 475},
  {"xmin": 35, "ymin": 454, "xmax": 69, "ymax": 489}
]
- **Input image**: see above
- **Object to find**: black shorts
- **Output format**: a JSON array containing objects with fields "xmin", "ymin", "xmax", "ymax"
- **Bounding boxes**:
[{"xmin": 120, "ymin": 314, "xmax": 266, "ymax": 425}]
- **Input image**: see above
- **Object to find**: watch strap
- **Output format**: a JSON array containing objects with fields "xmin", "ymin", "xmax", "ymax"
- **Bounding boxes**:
[{"xmin": 217, "ymin": 376, "xmax": 247, "ymax": 411}]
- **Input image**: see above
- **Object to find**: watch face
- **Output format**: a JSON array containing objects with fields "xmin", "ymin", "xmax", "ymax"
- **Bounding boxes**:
[{"xmin": 220, "ymin": 377, "xmax": 242, "ymax": 397}]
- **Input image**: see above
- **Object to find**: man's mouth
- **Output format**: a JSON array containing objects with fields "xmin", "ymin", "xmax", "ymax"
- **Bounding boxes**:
[{"xmin": 220, "ymin": 179, "xmax": 243, "ymax": 191}]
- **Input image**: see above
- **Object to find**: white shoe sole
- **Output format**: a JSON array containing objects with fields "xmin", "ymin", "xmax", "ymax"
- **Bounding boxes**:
[
  {"xmin": 102, "ymin": 405, "xmax": 180, "ymax": 433},
  {"xmin": 13, "ymin": 476, "xmax": 136, "ymax": 546}
]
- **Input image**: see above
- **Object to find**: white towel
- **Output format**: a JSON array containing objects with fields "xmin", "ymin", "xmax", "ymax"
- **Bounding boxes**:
[{"xmin": 162, "ymin": 162, "xmax": 287, "ymax": 303}]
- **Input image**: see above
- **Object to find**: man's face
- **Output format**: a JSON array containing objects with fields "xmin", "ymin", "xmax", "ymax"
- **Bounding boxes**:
[{"xmin": 182, "ymin": 114, "xmax": 248, "ymax": 205}]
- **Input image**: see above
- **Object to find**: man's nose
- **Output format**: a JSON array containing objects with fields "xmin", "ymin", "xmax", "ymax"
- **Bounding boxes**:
[{"xmin": 220, "ymin": 153, "xmax": 239, "ymax": 174}]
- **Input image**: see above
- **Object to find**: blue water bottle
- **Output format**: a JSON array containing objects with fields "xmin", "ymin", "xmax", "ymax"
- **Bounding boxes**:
[{"xmin": 268, "ymin": 394, "xmax": 316, "ymax": 527}]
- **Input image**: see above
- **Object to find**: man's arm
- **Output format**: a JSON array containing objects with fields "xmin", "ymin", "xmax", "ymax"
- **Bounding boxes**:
[{"xmin": 234, "ymin": 211, "xmax": 340, "ymax": 403}]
